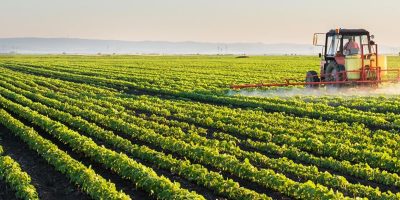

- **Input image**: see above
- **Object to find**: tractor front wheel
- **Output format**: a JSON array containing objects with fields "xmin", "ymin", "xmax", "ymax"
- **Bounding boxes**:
[{"xmin": 305, "ymin": 71, "xmax": 320, "ymax": 88}]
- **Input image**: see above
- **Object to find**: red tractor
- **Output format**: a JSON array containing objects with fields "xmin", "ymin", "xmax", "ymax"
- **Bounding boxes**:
[{"xmin": 231, "ymin": 28, "xmax": 400, "ymax": 89}]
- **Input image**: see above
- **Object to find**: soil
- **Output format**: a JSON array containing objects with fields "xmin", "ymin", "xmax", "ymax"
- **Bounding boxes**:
[{"xmin": 0, "ymin": 180, "xmax": 18, "ymax": 200}]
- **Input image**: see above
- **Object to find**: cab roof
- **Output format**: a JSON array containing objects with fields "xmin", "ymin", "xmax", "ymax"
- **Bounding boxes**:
[{"xmin": 326, "ymin": 29, "xmax": 369, "ymax": 36}]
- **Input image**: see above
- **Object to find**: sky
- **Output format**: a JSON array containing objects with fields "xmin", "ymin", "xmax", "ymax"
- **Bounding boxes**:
[{"xmin": 1, "ymin": 0, "xmax": 399, "ymax": 45}]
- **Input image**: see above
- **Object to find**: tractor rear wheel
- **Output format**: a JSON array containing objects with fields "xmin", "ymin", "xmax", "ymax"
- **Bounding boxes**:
[{"xmin": 305, "ymin": 71, "xmax": 320, "ymax": 88}]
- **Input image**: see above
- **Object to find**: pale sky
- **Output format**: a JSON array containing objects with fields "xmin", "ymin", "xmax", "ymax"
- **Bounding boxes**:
[{"xmin": 1, "ymin": 0, "xmax": 399, "ymax": 45}]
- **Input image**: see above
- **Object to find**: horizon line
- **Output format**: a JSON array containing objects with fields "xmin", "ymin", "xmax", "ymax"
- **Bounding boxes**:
[
  {"xmin": 1, "ymin": 37, "xmax": 399, "ymax": 48},
  {"xmin": 0, "ymin": 37, "xmax": 322, "ymax": 46}
]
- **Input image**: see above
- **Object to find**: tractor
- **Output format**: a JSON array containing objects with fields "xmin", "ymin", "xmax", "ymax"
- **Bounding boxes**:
[{"xmin": 230, "ymin": 28, "xmax": 400, "ymax": 90}]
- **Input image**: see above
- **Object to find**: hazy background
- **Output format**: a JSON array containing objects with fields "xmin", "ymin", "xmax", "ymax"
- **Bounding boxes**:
[{"xmin": 1, "ymin": 0, "xmax": 399, "ymax": 54}]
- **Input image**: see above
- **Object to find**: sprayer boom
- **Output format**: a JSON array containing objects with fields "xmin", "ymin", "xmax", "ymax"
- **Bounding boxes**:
[
  {"xmin": 230, "ymin": 68, "xmax": 400, "ymax": 90},
  {"xmin": 231, "ymin": 68, "xmax": 400, "ymax": 89}
]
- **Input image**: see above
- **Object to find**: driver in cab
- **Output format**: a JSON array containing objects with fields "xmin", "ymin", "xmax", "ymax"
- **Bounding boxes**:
[{"xmin": 344, "ymin": 37, "xmax": 360, "ymax": 55}]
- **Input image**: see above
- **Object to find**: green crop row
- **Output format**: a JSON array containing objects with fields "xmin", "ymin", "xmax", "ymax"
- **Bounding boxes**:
[
  {"xmin": 3, "ymin": 70, "xmax": 396, "ymax": 194},
  {"xmin": 0, "ymin": 76, "xmax": 269, "ymax": 200},
  {"xmin": 0, "ymin": 83, "xmax": 348, "ymax": 199},
  {"xmin": 4, "ymin": 69, "xmax": 400, "ymax": 189},
  {"xmin": 0, "ymin": 110, "xmax": 131, "ymax": 200},
  {"xmin": 0, "ymin": 94, "xmax": 204, "ymax": 200}
]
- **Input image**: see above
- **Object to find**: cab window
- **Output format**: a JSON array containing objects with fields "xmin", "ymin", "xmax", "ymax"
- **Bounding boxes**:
[{"xmin": 326, "ymin": 35, "xmax": 341, "ymax": 56}]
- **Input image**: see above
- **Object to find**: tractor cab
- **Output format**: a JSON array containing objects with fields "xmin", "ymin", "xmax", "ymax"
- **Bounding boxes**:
[{"xmin": 321, "ymin": 29, "xmax": 372, "ymax": 59}]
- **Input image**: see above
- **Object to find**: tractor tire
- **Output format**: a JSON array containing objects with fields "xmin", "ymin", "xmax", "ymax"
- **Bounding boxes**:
[
  {"xmin": 305, "ymin": 71, "xmax": 320, "ymax": 88},
  {"xmin": 325, "ymin": 62, "xmax": 345, "ymax": 89}
]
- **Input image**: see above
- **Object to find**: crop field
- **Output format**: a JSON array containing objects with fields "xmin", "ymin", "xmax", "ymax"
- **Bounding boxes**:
[{"xmin": 1, "ymin": 55, "xmax": 400, "ymax": 200}]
